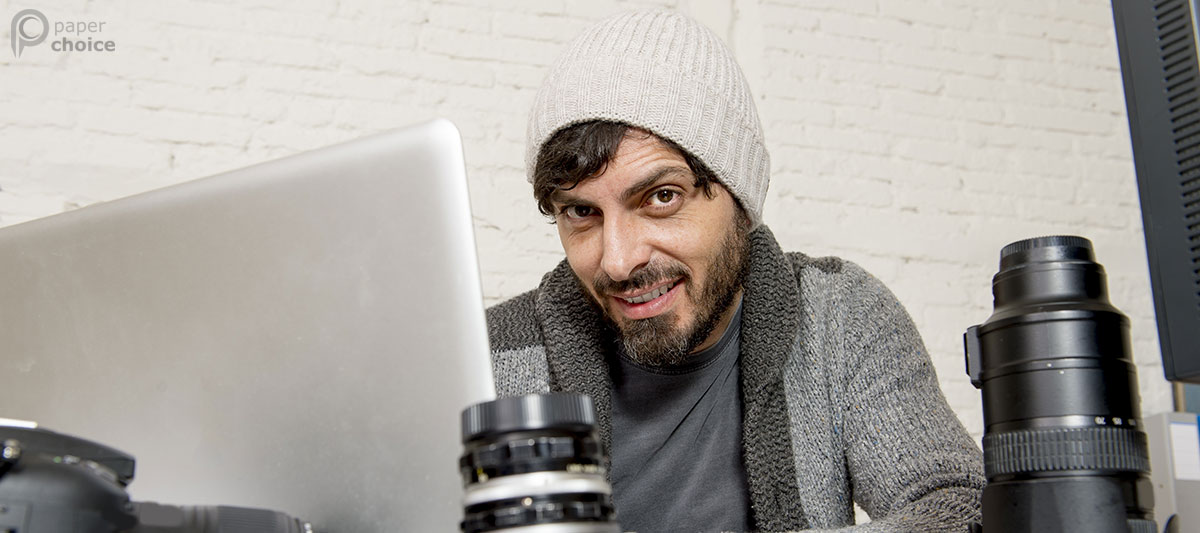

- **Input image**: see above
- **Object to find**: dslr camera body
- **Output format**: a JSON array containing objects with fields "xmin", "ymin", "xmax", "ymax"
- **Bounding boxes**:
[{"xmin": 0, "ymin": 423, "xmax": 312, "ymax": 533}]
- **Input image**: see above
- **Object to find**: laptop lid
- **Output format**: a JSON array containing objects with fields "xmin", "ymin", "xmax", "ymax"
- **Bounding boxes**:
[{"xmin": 0, "ymin": 119, "xmax": 495, "ymax": 531}]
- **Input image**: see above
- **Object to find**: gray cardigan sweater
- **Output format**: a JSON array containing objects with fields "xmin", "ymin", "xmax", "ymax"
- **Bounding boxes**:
[{"xmin": 485, "ymin": 226, "xmax": 984, "ymax": 532}]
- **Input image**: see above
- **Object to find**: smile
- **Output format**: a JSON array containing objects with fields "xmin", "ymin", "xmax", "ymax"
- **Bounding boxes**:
[{"xmin": 617, "ymin": 280, "xmax": 681, "ymax": 305}]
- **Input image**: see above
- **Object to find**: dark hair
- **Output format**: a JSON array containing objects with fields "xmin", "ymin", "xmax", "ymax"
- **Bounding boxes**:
[{"xmin": 531, "ymin": 121, "xmax": 725, "ymax": 217}]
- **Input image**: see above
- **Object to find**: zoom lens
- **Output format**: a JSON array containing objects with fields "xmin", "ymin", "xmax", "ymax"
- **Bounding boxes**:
[
  {"xmin": 965, "ymin": 236, "xmax": 1155, "ymax": 533},
  {"xmin": 459, "ymin": 394, "xmax": 619, "ymax": 533}
]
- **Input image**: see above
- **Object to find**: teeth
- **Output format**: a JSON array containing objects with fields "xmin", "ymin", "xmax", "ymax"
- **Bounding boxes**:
[{"xmin": 622, "ymin": 282, "xmax": 675, "ymax": 304}]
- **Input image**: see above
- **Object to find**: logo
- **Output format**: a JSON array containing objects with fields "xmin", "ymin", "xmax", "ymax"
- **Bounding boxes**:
[
  {"xmin": 10, "ymin": 9, "xmax": 47, "ymax": 58},
  {"xmin": 9, "ymin": 9, "xmax": 117, "ymax": 58}
]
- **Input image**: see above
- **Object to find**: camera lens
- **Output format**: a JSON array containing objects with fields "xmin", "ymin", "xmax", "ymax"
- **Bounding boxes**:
[
  {"xmin": 965, "ymin": 236, "xmax": 1155, "ymax": 533},
  {"xmin": 459, "ymin": 394, "xmax": 619, "ymax": 533}
]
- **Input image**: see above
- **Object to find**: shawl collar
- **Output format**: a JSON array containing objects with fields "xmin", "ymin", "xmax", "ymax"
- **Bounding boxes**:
[
  {"xmin": 533, "ymin": 259, "xmax": 616, "ymax": 461},
  {"xmin": 740, "ymin": 226, "xmax": 808, "ymax": 530}
]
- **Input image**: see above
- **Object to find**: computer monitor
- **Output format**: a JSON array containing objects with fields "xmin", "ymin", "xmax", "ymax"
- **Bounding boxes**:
[
  {"xmin": 1112, "ymin": 0, "xmax": 1200, "ymax": 384},
  {"xmin": 0, "ymin": 119, "xmax": 496, "ymax": 530}
]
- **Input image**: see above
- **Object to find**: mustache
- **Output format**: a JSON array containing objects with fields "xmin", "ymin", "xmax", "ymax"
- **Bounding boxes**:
[{"xmin": 591, "ymin": 261, "xmax": 690, "ymax": 296}]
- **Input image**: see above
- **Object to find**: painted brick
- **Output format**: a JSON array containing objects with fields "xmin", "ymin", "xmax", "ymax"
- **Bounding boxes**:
[
  {"xmin": 493, "ymin": 12, "xmax": 588, "ymax": 42},
  {"xmin": 823, "ymin": 59, "xmax": 945, "ymax": 94},
  {"xmin": 428, "ymin": 3, "xmax": 492, "ymax": 34},
  {"xmin": 758, "ymin": 3, "xmax": 821, "ymax": 30},
  {"xmin": 882, "ymin": 43, "xmax": 1002, "ymax": 78},
  {"xmin": 878, "ymin": 0, "xmax": 974, "ymax": 30},
  {"xmin": 819, "ymin": 12, "xmax": 938, "ymax": 48},
  {"xmin": 768, "ymin": 30, "xmax": 883, "ymax": 63},
  {"xmin": 763, "ymin": 0, "xmax": 879, "ymax": 16}
]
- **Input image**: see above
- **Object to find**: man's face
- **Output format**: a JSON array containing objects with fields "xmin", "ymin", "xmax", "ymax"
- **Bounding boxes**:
[{"xmin": 550, "ymin": 130, "xmax": 748, "ymax": 366}]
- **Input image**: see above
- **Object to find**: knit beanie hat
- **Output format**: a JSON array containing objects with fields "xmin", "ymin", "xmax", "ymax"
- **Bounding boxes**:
[{"xmin": 526, "ymin": 10, "xmax": 770, "ymax": 226}]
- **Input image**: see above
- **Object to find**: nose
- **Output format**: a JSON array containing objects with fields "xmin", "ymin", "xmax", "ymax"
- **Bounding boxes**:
[{"xmin": 599, "ymin": 214, "xmax": 651, "ymax": 282}]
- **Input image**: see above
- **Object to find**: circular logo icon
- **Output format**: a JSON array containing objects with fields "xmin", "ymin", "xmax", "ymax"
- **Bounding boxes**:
[{"xmin": 11, "ymin": 9, "xmax": 49, "ymax": 58}]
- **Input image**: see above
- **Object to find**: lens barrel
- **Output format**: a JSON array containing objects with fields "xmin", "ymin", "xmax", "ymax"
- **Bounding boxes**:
[
  {"xmin": 965, "ymin": 236, "xmax": 1155, "ymax": 532},
  {"xmin": 459, "ymin": 394, "xmax": 619, "ymax": 533}
]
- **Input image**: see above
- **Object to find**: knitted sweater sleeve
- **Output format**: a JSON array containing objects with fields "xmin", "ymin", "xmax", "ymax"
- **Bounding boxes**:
[{"xmin": 791, "ymin": 258, "xmax": 984, "ymax": 532}]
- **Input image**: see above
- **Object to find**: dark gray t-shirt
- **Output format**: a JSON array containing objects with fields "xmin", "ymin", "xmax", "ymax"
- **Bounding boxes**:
[{"xmin": 608, "ymin": 302, "xmax": 751, "ymax": 532}]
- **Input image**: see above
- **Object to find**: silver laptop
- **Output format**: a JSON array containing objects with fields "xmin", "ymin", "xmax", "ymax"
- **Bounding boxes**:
[{"xmin": 0, "ymin": 119, "xmax": 496, "ymax": 531}]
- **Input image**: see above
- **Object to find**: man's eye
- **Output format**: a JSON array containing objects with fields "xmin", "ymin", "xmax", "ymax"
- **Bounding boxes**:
[
  {"xmin": 563, "ymin": 205, "xmax": 595, "ymax": 219},
  {"xmin": 649, "ymin": 189, "xmax": 678, "ymax": 206}
]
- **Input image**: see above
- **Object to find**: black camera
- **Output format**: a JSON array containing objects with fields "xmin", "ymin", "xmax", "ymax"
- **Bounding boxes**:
[
  {"xmin": 459, "ymin": 394, "xmax": 620, "ymax": 533},
  {"xmin": 965, "ymin": 236, "xmax": 1155, "ymax": 532},
  {"xmin": 0, "ymin": 424, "xmax": 312, "ymax": 532}
]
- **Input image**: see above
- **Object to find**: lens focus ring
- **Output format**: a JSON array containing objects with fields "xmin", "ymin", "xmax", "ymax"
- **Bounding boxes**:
[
  {"xmin": 461, "ymin": 433, "xmax": 604, "ymax": 484},
  {"xmin": 999, "ymin": 235, "xmax": 1092, "ymax": 259},
  {"xmin": 462, "ymin": 493, "xmax": 617, "ymax": 533},
  {"xmin": 983, "ymin": 426, "xmax": 1150, "ymax": 478}
]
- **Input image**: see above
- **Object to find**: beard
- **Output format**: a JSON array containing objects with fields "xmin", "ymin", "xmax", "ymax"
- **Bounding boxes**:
[{"xmin": 584, "ymin": 222, "xmax": 750, "ymax": 367}]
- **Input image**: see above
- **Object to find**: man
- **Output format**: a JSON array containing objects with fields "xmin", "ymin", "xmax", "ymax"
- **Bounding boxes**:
[{"xmin": 487, "ymin": 10, "xmax": 984, "ymax": 532}]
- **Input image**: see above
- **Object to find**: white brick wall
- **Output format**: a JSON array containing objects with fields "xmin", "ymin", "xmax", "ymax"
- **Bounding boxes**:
[{"xmin": 0, "ymin": 0, "xmax": 1175, "ymax": 441}]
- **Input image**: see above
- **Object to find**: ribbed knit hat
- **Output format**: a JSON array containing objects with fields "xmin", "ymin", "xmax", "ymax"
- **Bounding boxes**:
[{"xmin": 526, "ymin": 10, "xmax": 770, "ymax": 226}]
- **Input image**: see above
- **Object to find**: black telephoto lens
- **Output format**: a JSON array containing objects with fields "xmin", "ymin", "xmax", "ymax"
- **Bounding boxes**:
[
  {"xmin": 459, "ymin": 394, "xmax": 620, "ymax": 533},
  {"xmin": 965, "ymin": 236, "xmax": 1155, "ymax": 533}
]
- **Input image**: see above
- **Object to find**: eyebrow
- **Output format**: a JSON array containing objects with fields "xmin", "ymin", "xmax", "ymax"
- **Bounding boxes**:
[{"xmin": 620, "ymin": 166, "xmax": 691, "ymax": 203}]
